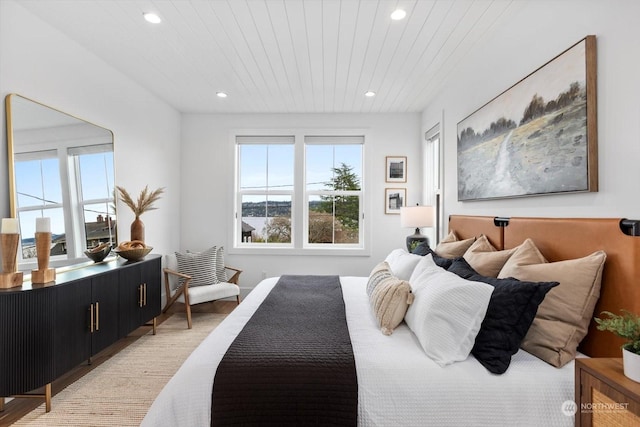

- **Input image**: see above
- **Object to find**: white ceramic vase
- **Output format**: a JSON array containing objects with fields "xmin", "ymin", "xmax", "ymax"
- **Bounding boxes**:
[{"xmin": 622, "ymin": 347, "xmax": 640, "ymax": 383}]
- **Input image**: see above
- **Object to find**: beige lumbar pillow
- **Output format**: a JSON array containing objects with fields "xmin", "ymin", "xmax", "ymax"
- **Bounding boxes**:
[
  {"xmin": 463, "ymin": 234, "xmax": 516, "ymax": 277},
  {"xmin": 498, "ymin": 238, "xmax": 606, "ymax": 367},
  {"xmin": 369, "ymin": 271, "xmax": 414, "ymax": 336},
  {"xmin": 434, "ymin": 231, "xmax": 476, "ymax": 258},
  {"xmin": 367, "ymin": 261, "xmax": 393, "ymax": 297}
]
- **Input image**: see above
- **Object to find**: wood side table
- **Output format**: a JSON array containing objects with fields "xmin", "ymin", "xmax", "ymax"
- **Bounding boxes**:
[{"xmin": 575, "ymin": 358, "xmax": 640, "ymax": 426}]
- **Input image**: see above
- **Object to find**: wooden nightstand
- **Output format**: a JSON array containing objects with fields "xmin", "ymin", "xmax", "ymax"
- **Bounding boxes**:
[{"xmin": 575, "ymin": 358, "xmax": 640, "ymax": 426}]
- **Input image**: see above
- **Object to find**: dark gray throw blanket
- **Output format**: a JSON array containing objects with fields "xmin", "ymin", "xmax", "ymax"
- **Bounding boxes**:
[{"xmin": 211, "ymin": 275, "xmax": 358, "ymax": 426}]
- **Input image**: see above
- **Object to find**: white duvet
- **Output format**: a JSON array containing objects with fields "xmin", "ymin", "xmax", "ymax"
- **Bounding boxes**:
[{"xmin": 142, "ymin": 277, "xmax": 575, "ymax": 427}]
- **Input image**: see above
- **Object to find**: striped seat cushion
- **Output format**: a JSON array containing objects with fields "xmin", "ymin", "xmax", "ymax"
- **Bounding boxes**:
[{"xmin": 175, "ymin": 246, "xmax": 219, "ymax": 287}]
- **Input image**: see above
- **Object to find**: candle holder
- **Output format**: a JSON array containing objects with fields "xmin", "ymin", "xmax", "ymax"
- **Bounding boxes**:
[
  {"xmin": 31, "ymin": 232, "xmax": 56, "ymax": 284},
  {"xmin": 0, "ymin": 233, "xmax": 24, "ymax": 289}
]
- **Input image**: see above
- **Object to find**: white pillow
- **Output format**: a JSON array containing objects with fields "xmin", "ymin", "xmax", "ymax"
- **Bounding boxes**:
[
  {"xmin": 384, "ymin": 248, "xmax": 422, "ymax": 281},
  {"xmin": 408, "ymin": 254, "xmax": 445, "ymax": 287},
  {"xmin": 404, "ymin": 259, "xmax": 494, "ymax": 366}
]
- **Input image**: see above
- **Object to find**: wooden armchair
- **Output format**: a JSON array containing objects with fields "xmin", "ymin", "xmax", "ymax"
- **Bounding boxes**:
[{"xmin": 162, "ymin": 254, "xmax": 242, "ymax": 329}]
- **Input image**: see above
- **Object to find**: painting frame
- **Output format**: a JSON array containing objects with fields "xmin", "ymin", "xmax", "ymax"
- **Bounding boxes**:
[
  {"xmin": 385, "ymin": 156, "xmax": 407, "ymax": 183},
  {"xmin": 384, "ymin": 188, "xmax": 406, "ymax": 215},
  {"xmin": 456, "ymin": 35, "xmax": 597, "ymax": 201}
]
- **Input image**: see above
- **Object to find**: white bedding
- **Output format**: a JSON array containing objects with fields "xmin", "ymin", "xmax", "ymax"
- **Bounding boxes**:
[{"xmin": 142, "ymin": 276, "xmax": 576, "ymax": 426}]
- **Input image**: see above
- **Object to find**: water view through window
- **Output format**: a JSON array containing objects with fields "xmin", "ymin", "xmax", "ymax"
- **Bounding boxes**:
[{"xmin": 15, "ymin": 150, "xmax": 115, "ymax": 260}]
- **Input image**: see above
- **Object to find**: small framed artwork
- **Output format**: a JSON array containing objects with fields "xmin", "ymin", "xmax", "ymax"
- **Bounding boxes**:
[
  {"xmin": 385, "ymin": 156, "xmax": 407, "ymax": 183},
  {"xmin": 385, "ymin": 188, "xmax": 406, "ymax": 214}
]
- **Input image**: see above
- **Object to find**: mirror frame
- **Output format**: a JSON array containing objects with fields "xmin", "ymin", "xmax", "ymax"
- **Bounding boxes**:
[{"xmin": 5, "ymin": 93, "xmax": 117, "ymax": 272}]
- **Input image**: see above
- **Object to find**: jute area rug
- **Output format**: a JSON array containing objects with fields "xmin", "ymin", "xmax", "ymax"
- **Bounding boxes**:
[{"xmin": 14, "ymin": 312, "xmax": 226, "ymax": 426}]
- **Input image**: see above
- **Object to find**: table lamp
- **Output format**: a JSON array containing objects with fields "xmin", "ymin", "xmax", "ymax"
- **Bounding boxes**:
[{"xmin": 400, "ymin": 205, "xmax": 434, "ymax": 252}]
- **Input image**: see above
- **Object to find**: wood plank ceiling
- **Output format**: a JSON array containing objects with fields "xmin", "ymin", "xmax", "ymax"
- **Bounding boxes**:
[{"xmin": 17, "ymin": 0, "xmax": 518, "ymax": 113}]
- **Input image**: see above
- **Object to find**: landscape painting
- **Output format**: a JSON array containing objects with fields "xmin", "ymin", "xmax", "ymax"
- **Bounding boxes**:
[{"xmin": 457, "ymin": 36, "xmax": 597, "ymax": 201}]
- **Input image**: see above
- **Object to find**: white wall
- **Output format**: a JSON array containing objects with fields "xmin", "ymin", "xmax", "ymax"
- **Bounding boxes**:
[
  {"xmin": 181, "ymin": 113, "xmax": 422, "ymax": 291},
  {"xmin": 422, "ymin": 0, "xmax": 640, "ymax": 221},
  {"xmin": 0, "ymin": 0, "xmax": 182, "ymax": 256}
]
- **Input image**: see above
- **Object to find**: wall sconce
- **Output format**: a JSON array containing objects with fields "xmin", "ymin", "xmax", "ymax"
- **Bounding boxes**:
[{"xmin": 400, "ymin": 205, "xmax": 434, "ymax": 252}]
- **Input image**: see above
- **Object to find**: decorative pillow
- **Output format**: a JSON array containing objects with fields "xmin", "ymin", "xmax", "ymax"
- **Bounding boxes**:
[
  {"xmin": 434, "ymin": 231, "xmax": 476, "ymax": 258},
  {"xmin": 497, "ymin": 239, "xmax": 548, "ymax": 277},
  {"xmin": 215, "ymin": 246, "xmax": 228, "ymax": 282},
  {"xmin": 411, "ymin": 241, "xmax": 455, "ymax": 269},
  {"xmin": 384, "ymin": 249, "xmax": 422, "ymax": 281},
  {"xmin": 499, "ymin": 241, "xmax": 607, "ymax": 367},
  {"xmin": 463, "ymin": 235, "xmax": 516, "ymax": 277},
  {"xmin": 369, "ymin": 275, "xmax": 414, "ymax": 335},
  {"xmin": 448, "ymin": 258, "xmax": 559, "ymax": 374},
  {"xmin": 175, "ymin": 246, "xmax": 220, "ymax": 287},
  {"xmin": 404, "ymin": 255, "xmax": 494, "ymax": 366},
  {"xmin": 367, "ymin": 261, "xmax": 393, "ymax": 297}
]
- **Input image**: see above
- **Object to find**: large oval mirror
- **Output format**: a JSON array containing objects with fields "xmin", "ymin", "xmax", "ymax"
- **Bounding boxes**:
[{"xmin": 5, "ymin": 94, "xmax": 116, "ymax": 272}]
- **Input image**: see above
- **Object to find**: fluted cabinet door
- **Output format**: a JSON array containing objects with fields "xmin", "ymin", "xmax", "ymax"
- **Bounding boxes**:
[
  {"xmin": 90, "ymin": 272, "xmax": 120, "ymax": 355},
  {"xmin": 118, "ymin": 257, "xmax": 162, "ymax": 338},
  {"xmin": 0, "ymin": 286, "xmax": 56, "ymax": 396},
  {"xmin": 139, "ymin": 256, "xmax": 161, "ymax": 325},
  {"xmin": 54, "ymin": 280, "xmax": 92, "ymax": 378}
]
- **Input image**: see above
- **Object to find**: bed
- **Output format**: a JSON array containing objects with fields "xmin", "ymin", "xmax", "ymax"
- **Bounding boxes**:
[{"xmin": 142, "ymin": 215, "xmax": 640, "ymax": 426}]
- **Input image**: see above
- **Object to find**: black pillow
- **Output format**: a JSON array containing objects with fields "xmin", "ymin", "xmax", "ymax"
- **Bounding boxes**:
[
  {"xmin": 411, "ymin": 241, "xmax": 455, "ymax": 269},
  {"xmin": 447, "ymin": 258, "xmax": 559, "ymax": 374}
]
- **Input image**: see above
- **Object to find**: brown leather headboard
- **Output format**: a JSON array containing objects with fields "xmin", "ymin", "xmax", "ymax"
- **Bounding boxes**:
[
  {"xmin": 448, "ymin": 215, "xmax": 640, "ymax": 358},
  {"xmin": 504, "ymin": 217, "xmax": 640, "ymax": 357},
  {"xmin": 448, "ymin": 215, "xmax": 504, "ymax": 249}
]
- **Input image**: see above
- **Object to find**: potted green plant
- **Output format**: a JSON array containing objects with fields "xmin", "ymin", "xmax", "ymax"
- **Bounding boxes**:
[{"xmin": 595, "ymin": 309, "xmax": 640, "ymax": 382}]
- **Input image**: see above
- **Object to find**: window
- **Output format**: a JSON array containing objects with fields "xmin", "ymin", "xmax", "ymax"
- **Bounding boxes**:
[
  {"xmin": 71, "ymin": 145, "xmax": 116, "ymax": 250},
  {"xmin": 14, "ymin": 150, "xmax": 64, "ymax": 260},
  {"xmin": 424, "ymin": 123, "xmax": 442, "ymax": 244},
  {"xmin": 237, "ymin": 136, "xmax": 294, "ymax": 245},
  {"xmin": 235, "ymin": 133, "xmax": 365, "ymax": 252},
  {"xmin": 14, "ymin": 145, "xmax": 115, "ymax": 264},
  {"xmin": 304, "ymin": 137, "xmax": 363, "ymax": 247}
]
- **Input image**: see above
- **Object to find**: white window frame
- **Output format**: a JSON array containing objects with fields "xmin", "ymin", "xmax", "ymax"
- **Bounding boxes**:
[
  {"xmin": 231, "ymin": 129, "xmax": 370, "ymax": 256},
  {"xmin": 235, "ymin": 136, "xmax": 295, "ymax": 247},
  {"xmin": 424, "ymin": 121, "xmax": 443, "ymax": 245},
  {"xmin": 303, "ymin": 136, "xmax": 364, "ymax": 249},
  {"xmin": 14, "ymin": 144, "xmax": 115, "ymax": 269}
]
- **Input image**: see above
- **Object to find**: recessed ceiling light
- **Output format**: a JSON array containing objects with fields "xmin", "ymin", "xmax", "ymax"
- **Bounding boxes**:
[
  {"xmin": 216, "ymin": 91, "xmax": 228, "ymax": 98},
  {"xmin": 390, "ymin": 9, "xmax": 407, "ymax": 20},
  {"xmin": 365, "ymin": 91, "xmax": 376, "ymax": 97},
  {"xmin": 143, "ymin": 13, "xmax": 162, "ymax": 24}
]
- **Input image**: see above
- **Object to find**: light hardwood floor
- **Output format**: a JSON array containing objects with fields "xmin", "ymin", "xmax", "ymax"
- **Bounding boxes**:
[{"xmin": 0, "ymin": 300, "xmax": 237, "ymax": 426}]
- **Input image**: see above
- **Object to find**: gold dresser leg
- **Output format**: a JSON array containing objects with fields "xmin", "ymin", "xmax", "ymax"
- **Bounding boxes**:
[
  {"xmin": 45, "ymin": 383, "xmax": 51, "ymax": 413},
  {"xmin": 12, "ymin": 382, "xmax": 52, "ymax": 412},
  {"xmin": 0, "ymin": 396, "xmax": 5, "ymax": 411},
  {"xmin": 153, "ymin": 317, "xmax": 157, "ymax": 335}
]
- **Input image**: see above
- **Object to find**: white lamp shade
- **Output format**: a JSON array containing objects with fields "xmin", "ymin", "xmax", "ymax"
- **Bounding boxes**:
[{"xmin": 400, "ymin": 206, "xmax": 434, "ymax": 228}]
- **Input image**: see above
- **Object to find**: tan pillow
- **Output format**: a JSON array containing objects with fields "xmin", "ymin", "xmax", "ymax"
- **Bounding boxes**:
[
  {"xmin": 366, "ymin": 261, "xmax": 393, "ymax": 297},
  {"xmin": 497, "ymin": 239, "xmax": 547, "ymax": 276},
  {"xmin": 434, "ymin": 231, "xmax": 475, "ymax": 258},
  {"xmin": 370, "ymin": 275, "xmax": 414, "ymax": 335},
  {"xmin": 498, "ymin": 240, "xmax": 606, "ymax": 367},
  {"xmin": 463, "ymin": 235, "xmax": 516, "ymax": 277},
  {"xmin": 440, "ymin": 231, "xmax": 458, "ymax": 243}
]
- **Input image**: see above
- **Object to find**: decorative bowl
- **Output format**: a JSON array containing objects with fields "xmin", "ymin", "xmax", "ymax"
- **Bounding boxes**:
[
  {"xmin": 114, "ymin": 246, "xmax": 153, "ymax": 261},
  {"xmin": 84, "ymin": 244, "xmax": 112, "ymax": 263}
]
